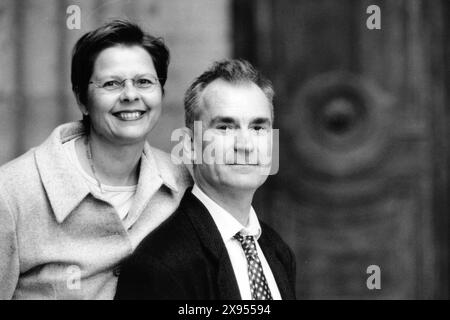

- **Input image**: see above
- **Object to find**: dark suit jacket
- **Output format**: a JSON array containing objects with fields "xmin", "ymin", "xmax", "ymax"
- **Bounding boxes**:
[{"xmin": 115, "ymin": 188, "xmax": 296, "ymax": 300}]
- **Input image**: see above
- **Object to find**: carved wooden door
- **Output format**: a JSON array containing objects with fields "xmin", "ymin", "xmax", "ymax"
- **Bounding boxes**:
[{"xmin": 233, "ymin": 0, "xmax": 449, "ymax": 299}]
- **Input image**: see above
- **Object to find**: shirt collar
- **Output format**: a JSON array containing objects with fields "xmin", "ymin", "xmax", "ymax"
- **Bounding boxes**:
[
  {"xmin": 242, "ymin": 207, "xmax": 262, "ymax": 239},
  {"xmin": 35, "ymin": 121, "xmax": 179, "ymax": 224},
  {"xmin": 191, "ymin": 184, "xmax": 262, "ymax": 242}
]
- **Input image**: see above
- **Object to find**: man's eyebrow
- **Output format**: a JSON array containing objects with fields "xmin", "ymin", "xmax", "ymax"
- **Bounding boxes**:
[
  {"xmin": 250, "ymin": 117, "xmax": 272, "ymax": 125},
  {"xmin": 210, "ymin": 116, "xmax": 237, "ymax": 125},
  {"xmin": 209, "ymin": 116, "xmax": 272, "ymax": 126}
]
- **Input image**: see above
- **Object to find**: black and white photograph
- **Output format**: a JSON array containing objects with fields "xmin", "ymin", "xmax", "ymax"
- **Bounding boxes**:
[{"xmin": 0, "ymin": 0, "xmax": 449, "ymax": 306}]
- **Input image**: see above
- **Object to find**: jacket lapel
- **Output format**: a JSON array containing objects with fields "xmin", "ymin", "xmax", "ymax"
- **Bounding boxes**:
[
  {"xmin": 216, "ymin": 250, "xmax": 242, "ymax": 300},
  {"xmin": 259, "ymin": 231, "xmax": 295, "ymax": 300},
  {"xmin": 181, "ymin": 189, "xmax": 241, "ymax": 300},
  {"xmin": 35, "ymin": 122, "xmax": 91, "ymax": 224}
]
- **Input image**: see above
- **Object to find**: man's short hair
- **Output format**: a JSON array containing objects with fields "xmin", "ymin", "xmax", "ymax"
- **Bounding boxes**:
[
  {"xmin": 71, "ymin": 19, "xmax": 170, "ymax": 108},
  {"xmin": 184, "ymin": 59, "xmax": 274, "ymax": 130}
]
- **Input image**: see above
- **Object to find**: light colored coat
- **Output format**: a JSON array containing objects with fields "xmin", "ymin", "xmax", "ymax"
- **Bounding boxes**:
[{"xmin": 0, "ymin": 122, "xmax": 192, "ymax": 299}]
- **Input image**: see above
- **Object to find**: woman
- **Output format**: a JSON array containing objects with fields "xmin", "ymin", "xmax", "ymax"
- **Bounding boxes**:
[{"xmin": 0, "ymin": 19, "xmax": 191, "ymax": 299}]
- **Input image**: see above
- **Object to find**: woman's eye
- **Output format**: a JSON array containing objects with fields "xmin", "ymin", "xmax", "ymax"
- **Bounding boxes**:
[
  {"xmin": 136, "ymin": 78, "xmax": 153, "ymax": 87},
  {"xmin": 103, "ymin": 80, "xmax": 121, "ymax": 89}
]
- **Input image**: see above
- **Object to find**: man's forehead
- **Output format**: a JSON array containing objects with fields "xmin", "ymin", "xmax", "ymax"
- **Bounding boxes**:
[
  {"xmin": 201, "ymin": 78, "xmax": 261, "ymax": 100},
  {"xmin": 199, "ymin": 79, "xmax": 271, "ymax": 120}
]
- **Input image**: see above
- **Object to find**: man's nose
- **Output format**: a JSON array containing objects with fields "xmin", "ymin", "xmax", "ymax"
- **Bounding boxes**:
[
  {"xmin": 234, "ymin": 129, "xmax": 255, "ymax": 153},
  {"xmin": 119, "ymin": 80, "xmax": 139, "ymax": 102}
]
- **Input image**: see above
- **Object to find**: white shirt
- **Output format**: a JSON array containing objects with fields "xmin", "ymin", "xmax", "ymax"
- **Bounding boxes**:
[
  {"xmin": 191, "ymin": 184, "xmax": 282, "ymax": 300},
  {"xmin": 63, "ymin": 136, "xmax": 136, "ymax": 220}
]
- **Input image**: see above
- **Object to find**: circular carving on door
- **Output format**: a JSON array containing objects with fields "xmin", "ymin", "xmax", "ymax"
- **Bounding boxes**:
[{"xmin": 285, "ymin": 72, "xmax": 393, "ymax": 178}]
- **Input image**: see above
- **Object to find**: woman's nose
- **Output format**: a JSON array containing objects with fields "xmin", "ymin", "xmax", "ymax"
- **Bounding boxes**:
[{"xmin": 119, "ymin": 80, "xmax": 139, "ymax": 102}]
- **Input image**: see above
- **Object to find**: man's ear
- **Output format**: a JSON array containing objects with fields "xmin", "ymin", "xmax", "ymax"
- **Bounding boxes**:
[{"xmin": 181, "ymin": 127, "xmax": 196, "ymax": 163}]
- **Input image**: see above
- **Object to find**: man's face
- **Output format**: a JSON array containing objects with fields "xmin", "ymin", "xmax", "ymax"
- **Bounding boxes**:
[{"xmin": 193, "ymin": 79, "xmax": 273, "ymax": 194}]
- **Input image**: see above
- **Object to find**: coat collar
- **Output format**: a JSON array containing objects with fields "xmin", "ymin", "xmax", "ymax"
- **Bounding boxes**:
[
  {"xmin": 181, "ymin": 188, "xmax": 228, "ymax": 261},
  {"xmin": 181, "ymin": 188, "xmax": 295, "ymax": 300},
  {"xmin": 258, "ymin": 229, "xmax": 296, "ymax": 300},
  {"xmin": 180, "ymin": 188, "xmax": 241, "ymax": 299},
  {"xmin": 35, "ymin": 121, "xmax": 179, "ymax": 224},
  {"xmin": 191, "ymin": 184, "xmax": 262, "ymax": 242},
  {"xmin": 122, "ymin": 142, "xmax": 179, "ymax": 229}
]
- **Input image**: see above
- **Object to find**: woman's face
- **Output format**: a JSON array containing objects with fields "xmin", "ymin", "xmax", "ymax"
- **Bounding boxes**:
[{"xmin": 84, "ymin": 45, "xmax": 163, "ymax": 145}]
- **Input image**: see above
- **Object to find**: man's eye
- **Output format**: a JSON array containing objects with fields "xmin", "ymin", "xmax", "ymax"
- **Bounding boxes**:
[
  {"xmin": 251, "ymin": 126, "xmax": 267, "ymax": 132},
  {"xmin": 216, "ymin": 125, "xmax": 233, "ymax": 131},
  {"xmin": 102, "ymin": 80, "xmax": 121, "ymax": 89}
]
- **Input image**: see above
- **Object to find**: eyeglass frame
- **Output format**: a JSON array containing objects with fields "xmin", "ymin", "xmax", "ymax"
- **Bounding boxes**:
[{"xmin": 88, "ymin": 75, "xmax": 164, "ymax": 92}]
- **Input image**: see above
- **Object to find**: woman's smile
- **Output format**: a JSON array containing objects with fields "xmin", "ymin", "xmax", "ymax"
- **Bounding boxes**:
[{"xmin": 113, "ymin": 110, "xmax": 148, "ymax": 121}]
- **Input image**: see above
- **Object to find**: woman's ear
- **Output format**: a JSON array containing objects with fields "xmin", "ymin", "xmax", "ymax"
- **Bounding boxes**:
[
  {"xmin": 80, "ymin": 106, "xmax": 88, "ymax": 116},
  {"xmin": 75, "ymin": 93, "xmax": 88, "ymax": 115}
]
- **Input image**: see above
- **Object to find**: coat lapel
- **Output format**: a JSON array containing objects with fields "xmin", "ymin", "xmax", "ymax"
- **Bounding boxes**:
[
  {"xmin": 35, "ymin": 122, "xmax": 91, "ymax": 224},
  {"xmin": 258, "ymin": 231, "xmax": 295, "ymax": 300},
  {"xmin": 216, "ymin": 250, "xmax": 242, "ymax": 300},
  {"xmin": 181, "ymin": 189, "xmax": 241, "ymax": 300}
]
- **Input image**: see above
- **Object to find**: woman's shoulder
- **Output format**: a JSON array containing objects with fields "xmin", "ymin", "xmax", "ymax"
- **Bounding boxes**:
[
  {"xmin": 0, "ymin": 148, "xmax": 38, "ymax": 181},
  {"xmin": 0, "ymin": 122, "xmax": 80, "ymax": 195},
  {"xmin": 0, "ymin": 121, "xmax": 83, "ymax": 179},
  {"xmin": 0, "ymin": 148, "xmax": 44, "ymax": 213},
  {"xmin": 147, "ymin": 145, "xmax": 193, "ymax": 189}
]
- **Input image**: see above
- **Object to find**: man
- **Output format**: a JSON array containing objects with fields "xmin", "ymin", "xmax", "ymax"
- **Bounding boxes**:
[{"xmin": 115, "ymin": 59, "xmax": 296, "ymax": 300}]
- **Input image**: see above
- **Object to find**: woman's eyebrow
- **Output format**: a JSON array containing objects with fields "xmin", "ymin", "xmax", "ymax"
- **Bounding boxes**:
[
  {"xmin": 95, "ymin": 72, "xmax": 157, "ymax": 79},
  {"xmin": 134, "ymin": 73, "xmax": 158, "ymax": 78}
]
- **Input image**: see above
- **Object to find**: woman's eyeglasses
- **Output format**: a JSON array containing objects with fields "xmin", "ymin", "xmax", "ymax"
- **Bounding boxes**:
[{"xmin": 89, "ymin": 76, "xmax": 163, "ymax": 92}]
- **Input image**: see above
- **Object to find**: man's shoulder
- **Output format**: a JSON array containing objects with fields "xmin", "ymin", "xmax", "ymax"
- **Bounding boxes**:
[
  {"xmin": 130, "ymin": 199, "xmax": 201, "ymax": 267},
  {"xmin": 260, "ymin": 220, "xmax": 293, "ymax": 255}
]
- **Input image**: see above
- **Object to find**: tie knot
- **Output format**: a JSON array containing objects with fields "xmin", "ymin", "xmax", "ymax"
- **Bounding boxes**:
[{"xmin": 234, "ymin": 232, "xmax": 257, "ymax": 256}]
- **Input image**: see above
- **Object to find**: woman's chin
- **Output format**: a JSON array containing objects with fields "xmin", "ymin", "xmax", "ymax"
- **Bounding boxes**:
[{"xmin": 110, "ymin": 128, "xmax": 151, "ymax": 145}]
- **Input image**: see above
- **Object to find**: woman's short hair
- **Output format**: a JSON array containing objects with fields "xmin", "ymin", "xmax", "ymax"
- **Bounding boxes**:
[
  {"xmin": 184, "ymin": 59, "xmax": 274, "ymax": 131},
  {"xmin": 71, "ymin": 19, "xmax": 170, "ymax": 109}
]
